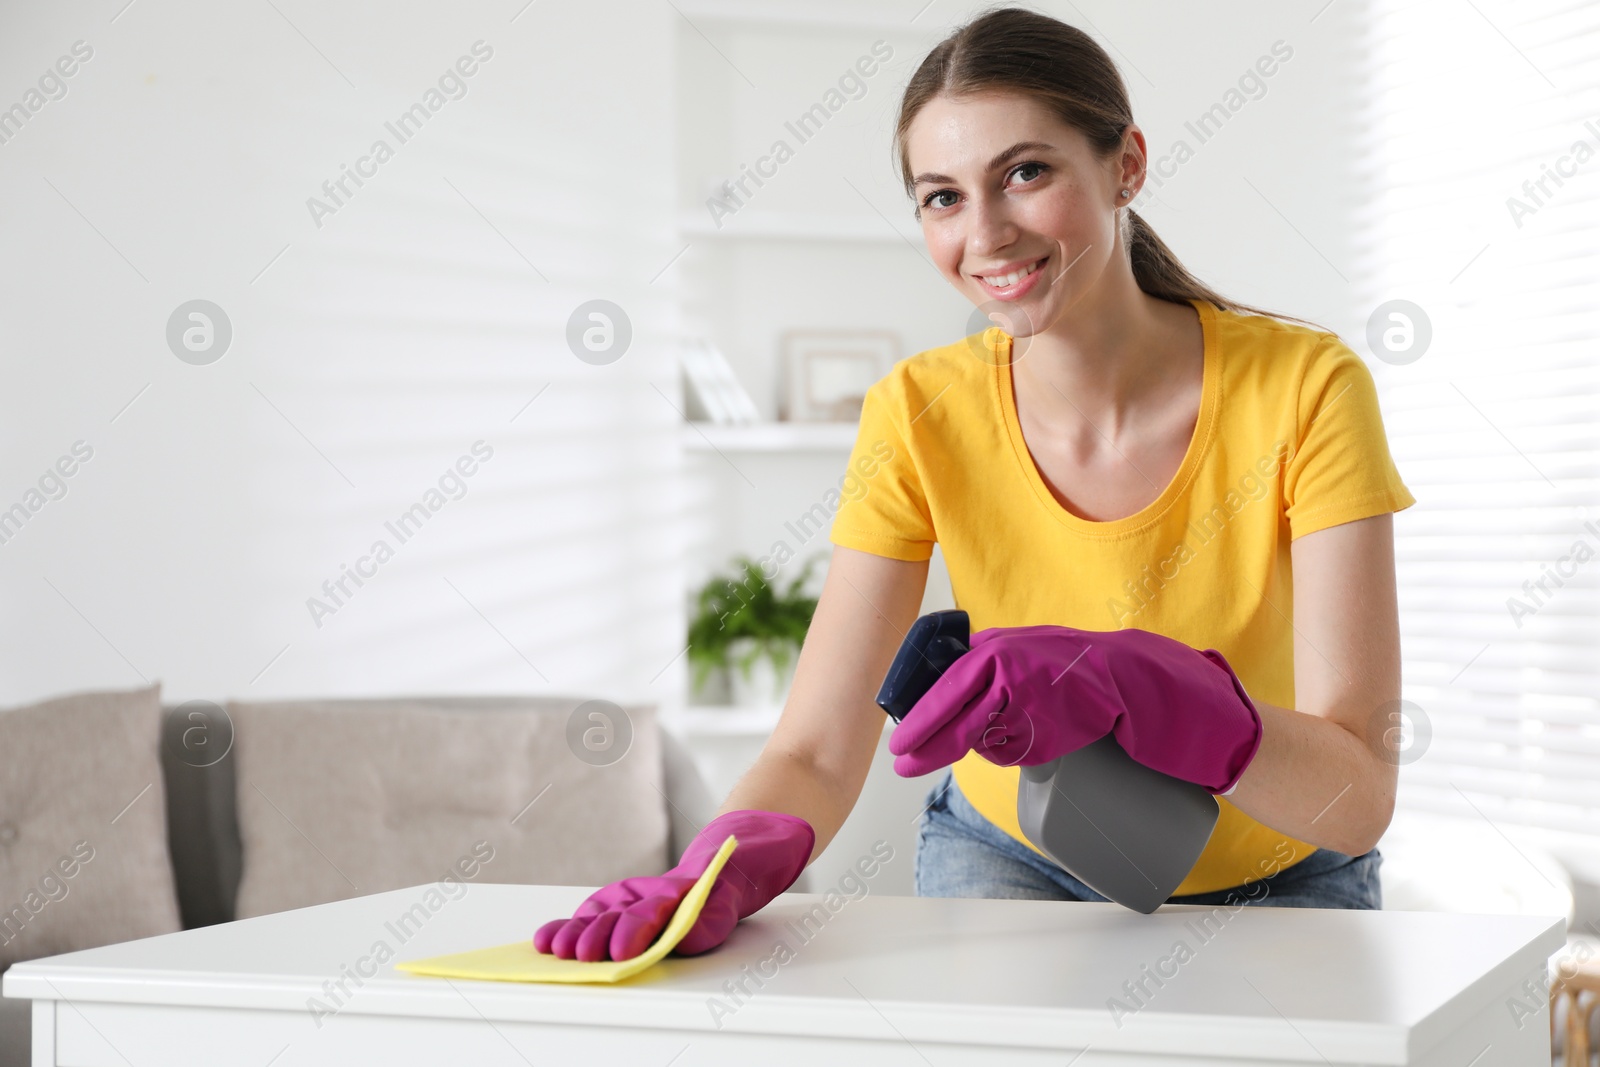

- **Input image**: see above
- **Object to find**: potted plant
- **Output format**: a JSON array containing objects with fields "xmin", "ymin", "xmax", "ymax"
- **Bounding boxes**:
[{"xmin": 687, "ymin": 555, "xmax": 820, "ymax": 707}]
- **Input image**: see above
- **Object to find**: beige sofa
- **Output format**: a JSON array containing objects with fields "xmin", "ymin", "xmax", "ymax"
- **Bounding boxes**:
[{"xmin": 0, "ymin": 685, "xmax": 715, "ymax": 1062}]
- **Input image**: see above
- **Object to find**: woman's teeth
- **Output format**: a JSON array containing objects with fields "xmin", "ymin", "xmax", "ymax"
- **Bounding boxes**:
[{"xmin": 979, "ymin": 260, "xmax": 1043, "ymax": 287}]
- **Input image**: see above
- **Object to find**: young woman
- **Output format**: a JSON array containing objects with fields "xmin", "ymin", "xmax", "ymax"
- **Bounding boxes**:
[{"xmin": 534, "ymin": 8, "xmax": 1414, "ymax": 963}]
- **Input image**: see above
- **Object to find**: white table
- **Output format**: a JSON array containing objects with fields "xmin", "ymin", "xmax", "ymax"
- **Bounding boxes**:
[{"xmin": 4, "ymin": 882, "xmax": 1565, "ymax": 1066}]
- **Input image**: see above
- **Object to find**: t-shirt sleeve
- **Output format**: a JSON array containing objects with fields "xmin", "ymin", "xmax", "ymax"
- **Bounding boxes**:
[
  {"xmin": 828, "ymin": 376, "xmax": 936, "ymax": 562},
  {"xmin": 1282, "ymin": 335, "xmax": 1416, "ymax": 540}
]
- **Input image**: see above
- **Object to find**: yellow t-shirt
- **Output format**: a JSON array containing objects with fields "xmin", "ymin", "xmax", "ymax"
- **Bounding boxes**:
[{"xmin": 829, "ymin": 297, "xmax": 1416, "ymax": 895}]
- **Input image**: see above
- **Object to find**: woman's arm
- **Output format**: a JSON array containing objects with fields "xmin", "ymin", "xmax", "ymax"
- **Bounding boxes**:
[
  {"xmin": 1226, "ymin": 512, "xmax": 1402, "ymax": 855},
  {"xmin": 717, "ymin": 545, "xmax": 930, "ymax": 862}
]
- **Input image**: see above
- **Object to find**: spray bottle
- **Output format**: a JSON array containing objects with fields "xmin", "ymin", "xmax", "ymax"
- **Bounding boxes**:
[{"xmin": 876, "ymin": 609, "xmax": 1218, "ymax": 913}]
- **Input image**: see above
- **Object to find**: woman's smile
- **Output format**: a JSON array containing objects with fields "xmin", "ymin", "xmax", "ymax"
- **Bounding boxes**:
[{"xmin": 971, "ymin": 254, "xmax": 1050, "ymax": 300}]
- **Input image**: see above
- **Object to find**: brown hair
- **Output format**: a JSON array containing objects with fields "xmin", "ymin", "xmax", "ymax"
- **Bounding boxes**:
[{"xmin": 895, "ymin": 7, "xmax": 1323, "ymax": 330}]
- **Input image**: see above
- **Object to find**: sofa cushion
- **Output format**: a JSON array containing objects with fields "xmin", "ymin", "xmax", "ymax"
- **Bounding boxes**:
[
  {"xmin": 230, "ymin": 695, "xmax": 670, "ymax": 919},
  {"xmin": 0, "ymin": 684, "xmax": 183, "ymax": 969}
]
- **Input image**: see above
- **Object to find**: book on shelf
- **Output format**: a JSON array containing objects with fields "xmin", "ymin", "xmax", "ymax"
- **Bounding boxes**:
[{"xmin": 681, "ymin": 339, "xmax": 761, "ymax": 424}]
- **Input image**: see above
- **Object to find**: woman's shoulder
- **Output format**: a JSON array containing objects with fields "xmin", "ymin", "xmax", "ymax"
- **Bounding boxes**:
[
  {"xmin": 1210, "ymin": 301, "xmax": 1336, "ymax": 353},
  {"xmin": 868, "ymin": 329, "xmax": 1000, "ymax": 411},
  {"xmin": 1207, "ymin": 302, "xmax": 1358, "ymax": 388}
]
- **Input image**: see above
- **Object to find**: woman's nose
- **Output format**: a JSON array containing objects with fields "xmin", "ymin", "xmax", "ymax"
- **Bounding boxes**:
[{"xmin": 965, "ymin": 195, "xmax": 1019, "ymax": 257}]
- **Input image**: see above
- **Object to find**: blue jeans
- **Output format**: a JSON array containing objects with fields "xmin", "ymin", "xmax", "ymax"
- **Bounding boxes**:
[{"xmin": 914, "ymin": 770, "xmax": 1382, "ymax": 910}]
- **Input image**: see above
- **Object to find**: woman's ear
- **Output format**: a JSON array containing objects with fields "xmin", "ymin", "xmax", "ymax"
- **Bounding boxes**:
[{"xmin": 1117, "ymin": 125, "xmax": 1149, "ymax": 194}]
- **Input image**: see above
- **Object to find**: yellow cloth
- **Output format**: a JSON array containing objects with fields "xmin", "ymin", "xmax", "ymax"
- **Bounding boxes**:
[
  {"xmin": 830, "ymin": 298, "xmax": 1415, "ymax": 894},
  {"xmin": 394, "ymin": 834, "xmax": 737, "ymax": 984}
]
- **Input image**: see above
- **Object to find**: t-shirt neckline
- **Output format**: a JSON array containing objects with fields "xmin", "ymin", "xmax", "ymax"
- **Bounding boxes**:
[{"xmin": 991, "ymin": 296, "xmax": 1220, "ymax": 538}]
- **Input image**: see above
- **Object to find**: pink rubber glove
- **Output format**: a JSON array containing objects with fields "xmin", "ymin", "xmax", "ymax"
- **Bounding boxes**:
[
  {"xmin": 532, "ymin": 809, "xmax": 814, "ymax": 962},
  {"xmin": 888, "ymin": 625, "xmax": 1263, "ymax": 795}
]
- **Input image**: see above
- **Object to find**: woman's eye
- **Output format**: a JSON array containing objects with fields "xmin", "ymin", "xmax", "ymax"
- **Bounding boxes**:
[
  {"xmin": 921, "ymin": 189, "xmax": 959, "ymax": 211},
  {"xmin": 1010, "ymin": 162, "xmax": 1047, "ymax": 184}
]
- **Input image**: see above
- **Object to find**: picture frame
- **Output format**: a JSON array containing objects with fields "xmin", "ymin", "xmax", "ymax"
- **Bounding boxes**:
[{"xmin": 779, "ymin": 330, "xmax": 898, "ymax": 423}]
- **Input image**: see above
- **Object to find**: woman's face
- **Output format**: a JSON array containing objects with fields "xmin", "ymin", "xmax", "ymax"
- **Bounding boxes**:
[{"xmin": 905, "ymin": 90, "xmax": 1134, "ymax": 338}]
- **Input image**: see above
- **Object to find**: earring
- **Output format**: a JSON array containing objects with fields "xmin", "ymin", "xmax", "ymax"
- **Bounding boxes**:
[{"xmin": 1120, "ymin": 189, "xmax": 1130, "ymax": 198}]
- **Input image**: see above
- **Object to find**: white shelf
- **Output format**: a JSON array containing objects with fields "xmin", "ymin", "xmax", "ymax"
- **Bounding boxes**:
[
  {"xmin": 678, "ymin": 210, "xmax": 921, "ymax": 245},
  {"xmin": 682, "ymin": 421, "xmax": 858, "ymax": 452},
  {"xmin": 660, "ymin": 704, "xmax": 783, "ymax": 738}
]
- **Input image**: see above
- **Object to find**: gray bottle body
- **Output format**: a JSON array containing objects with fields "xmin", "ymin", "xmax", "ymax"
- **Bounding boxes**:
[{"xmin": 1016, "ymin": 737, "xmax": 1219, "ymax": 913}]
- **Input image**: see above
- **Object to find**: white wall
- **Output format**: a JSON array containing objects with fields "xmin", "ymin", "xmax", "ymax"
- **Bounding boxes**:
[
  {"xmin": 0, "ymin": 0, "xmax": 684, "ymax": 708},
  {"xmin": 0, "ymin": 0, "xmax": 1376, "ymax": 709}
]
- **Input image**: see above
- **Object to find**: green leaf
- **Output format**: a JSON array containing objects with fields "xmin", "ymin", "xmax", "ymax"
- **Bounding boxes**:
[{"xmin": 685, "ymin": 553, "xmax": 822, "ymax": 693}]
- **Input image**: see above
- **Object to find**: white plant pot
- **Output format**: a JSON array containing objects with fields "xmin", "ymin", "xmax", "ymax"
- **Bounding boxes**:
[{"xmin": 726, "ymin": 638, "xmax": 796, "ymax": 708}]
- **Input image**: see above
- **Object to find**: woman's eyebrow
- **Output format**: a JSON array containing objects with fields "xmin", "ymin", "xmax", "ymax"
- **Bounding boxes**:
[
  {"xmin": 911, "ymin": 141, "xmax": 1056, "ymax": 187},
  {"xmin": 988, "ymin": 140, "xmax": 1054, "ymax": 170}
]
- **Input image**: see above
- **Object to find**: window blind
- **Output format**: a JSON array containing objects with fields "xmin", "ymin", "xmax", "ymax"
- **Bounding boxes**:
[{"xmin": 1355, "ymin": 0, "xmax": 1600, "ymax": 839}]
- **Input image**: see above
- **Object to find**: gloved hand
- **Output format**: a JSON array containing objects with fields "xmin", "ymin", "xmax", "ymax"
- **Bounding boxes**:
[
  {"xmin": 533, "ymin": 809, "xmax": 814, "ymax": 962},
  {"xmin": 887, "ymin": 624, "xmax": 1263, "ymax": 795}
]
